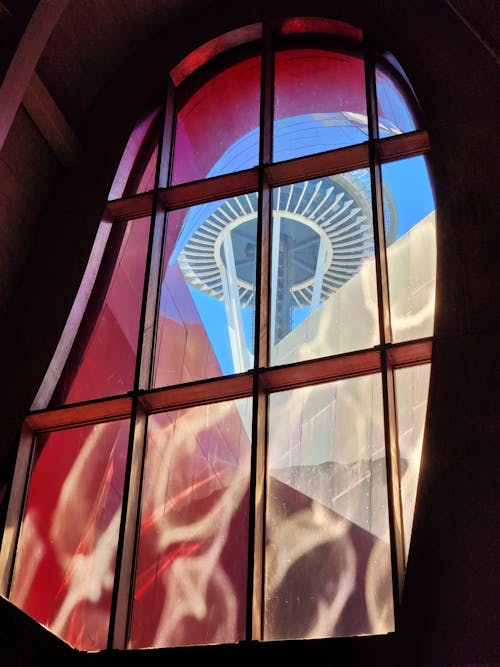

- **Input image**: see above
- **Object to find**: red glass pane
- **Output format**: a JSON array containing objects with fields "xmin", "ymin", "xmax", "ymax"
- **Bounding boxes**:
[
  {"xmin": 51, "ymin": 217, "xmax": 150, "ymax": 405},
  {"xmin": 273, "ymin": 48, "xmax": 367, "ymax": 162},
  {"xmin": 10, "ymin": 420, "xmax": 130, "ymax": 651},
  {"xmin": 171, "ymin": 55, "xmax": 261, "ymax": 184},
  {"xmin": 129, "ymin": 399, "xmax": 252, "ymax": 648}
]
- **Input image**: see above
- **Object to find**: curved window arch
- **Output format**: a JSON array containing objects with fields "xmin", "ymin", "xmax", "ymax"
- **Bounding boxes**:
[{"xmin": 0, "ymin": 18, "xmax": 435, "ymax": 652}]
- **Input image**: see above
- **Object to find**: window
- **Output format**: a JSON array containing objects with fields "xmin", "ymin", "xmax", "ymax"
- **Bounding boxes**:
[{"xmin": 0, "ymin": 18, "xmax": 435, "ymax": 651}]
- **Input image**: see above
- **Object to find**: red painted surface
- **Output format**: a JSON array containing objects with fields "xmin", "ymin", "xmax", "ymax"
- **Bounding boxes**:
[
  {"xmin": 171, "ymin": 55, "xmax": 261, "ymax": 184},
  {"xmin": 274, "ymin": 49, "xmax": 366, "ymax": 119}
]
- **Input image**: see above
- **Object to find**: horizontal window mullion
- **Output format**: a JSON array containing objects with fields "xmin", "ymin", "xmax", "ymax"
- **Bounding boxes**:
[
  {"xmin": 26, "ymin": 395, "xmax": 133, "ymax": 432},
  {"xmin": 24, "ymin": 338, "xmax": 432, "ymax": 431},
  {"xmin": 377, "ymin": 128, "xmax": 430, "ymax": 163},
  {"xmin": 387, "ymin": 337, "xmax": 433, "ymax": 367},
  {"xmin": 266, "ymin": 141, "xmax": 370, "ymax": 187},
  {"xmin": 260, "ymin": 346, "xmax": 382, "ymax": 392},
  {"xmin": 104, "ymin": 130, "xmax": 430, "ymax": 224},
  {"xmin": 139, "ymin": 372, "xmax": 254, "ymax": 413},
  {"xmin": 106, "ymin": 192, "xmax": 155, "ymax": 222},
  {"xmin": 161, "ymin": 167, "xmax": 260, "ymax": 211}
]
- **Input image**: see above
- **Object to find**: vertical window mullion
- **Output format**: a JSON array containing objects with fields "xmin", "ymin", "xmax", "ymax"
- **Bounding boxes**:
[
  {"xmin": 247, "ymin": 20, "xmax": 274, "ymax": 642},
  {"xmin": 364, "ymin": 37, "xmax": 406, "ymax": 617},
  {"xmin": 108, "ymin": 400, "xmax": 148, "ymax": 649},
  {"xmin": 110, "ymin": 81, "xmax": 176, "ymax": 649},
  {"xmin": 0, "ymin": 424, "xmax": 34, "ymax": 598},
  {"xmin": 136, "ymin": 79, "xmax": 176, "ymax": 391}
]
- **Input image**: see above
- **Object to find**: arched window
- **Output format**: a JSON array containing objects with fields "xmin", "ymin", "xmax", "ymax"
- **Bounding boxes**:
[{"xmin": 0, "ymin": 18, "xmax": 435, "ymax": 652}]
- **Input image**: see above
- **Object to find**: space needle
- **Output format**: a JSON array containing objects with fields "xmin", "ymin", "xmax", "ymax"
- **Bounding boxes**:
[{"xmin": 172, "ymin": 113, "xmax": 398, "ymax": 372}]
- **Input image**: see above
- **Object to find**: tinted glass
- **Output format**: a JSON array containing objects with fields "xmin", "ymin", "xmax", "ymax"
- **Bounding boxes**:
[
  {"xmin": 50, "ymin": 218, "xmax": 150, "ymax": 405},
  {"xmin": 171, "ymin": 55, "xmax": 261, "ymax": 184},
  {"xmin": 270, "ymin": 170, "xmax": 380, "ymax": 365},
  {"xmin": 154, "ymin": 196, "xmax": 257, "ymax": 386},
  {"xmin": 265, "ymin": 375, "xmax": 394, "ymax": 640},
  {"xmin": 395, "ymin": 364, "xmax": 431, "ymax": 561},
  {"xmin": 10, "ymin": 420, "xmax": 130, "ymax": 650},
  {"xmin": 382, "ymin": 156, "xmax": 436, "ymax": 342},
  {"xmin": 129, "ymin": 398, "xmax": 252, "ymax": 648},
  {"xmin": 274, "ymin": 48, "xmax": 367, "ymax": 162}
]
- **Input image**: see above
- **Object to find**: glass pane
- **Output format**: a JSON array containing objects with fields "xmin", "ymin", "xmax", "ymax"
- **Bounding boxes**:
[
  {"xmin": 9, "ymin": 420, "xmax": 130, "ymax": 651},
  {"xmin": 376, "ymin": 63, "xmax": 418, "ymax": 135},
  {"xmin": 265, "ymin": 375, "xmax": 394, "ymax": 640},
  {"xmin": 50, "ymin": 217, "xmax": 150, "ymax": 405},
  {"xmin": 395, "ymin": 364, "xmax": 431, "ymax": 561},
  {"xmin": 154, "ymin": 196, "xmax": 257, "ymax": 386},
  {"xmin": 273, "ymin": 48, "xmax": 367, "ymax": 162},
  {"xmin": 171, "ymin": 55, "xmax": 261, "ymax": 184},
  {"xmin": 108, "ymin": 107, "xmax": 161, "ymax": 199},
  {"xmin": 129, "ymin": 398, "xmax": 252, "ymax": 648},
  {"xmin": 382, "ymin": 156, "xmax": 436, "ymax": 342},
  {"xmin": 270, "ymin": 170, "xmax": 383, "ymax": 365}
]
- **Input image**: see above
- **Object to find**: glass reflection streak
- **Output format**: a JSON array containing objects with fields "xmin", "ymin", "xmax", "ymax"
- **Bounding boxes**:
[
  {"xmin": 9, "ymin": 421, "xmax": 129, "ymax": 650},
  {"xmin": 130, "ymin": 399, "xmax": 252, "ymax": 648},
  {"xmin": 265, "ymin": 376, "xmax": 394, "ymax": 640},
  {"xmin": 395, "ymin": 364, "xmax": 431, "ymax": 560}
]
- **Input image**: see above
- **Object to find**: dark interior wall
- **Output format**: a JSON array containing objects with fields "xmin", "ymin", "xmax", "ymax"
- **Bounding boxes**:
[{"xmin": 0, "ymin": 1, "xmax": 498, "ymax": 665}]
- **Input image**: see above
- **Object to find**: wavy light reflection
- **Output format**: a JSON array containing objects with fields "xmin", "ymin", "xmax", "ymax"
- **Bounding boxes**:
[
  {"xmin": 129, "ymin": 398, "xmax": 252, "ymax": 648},
  {"xmin": 265, "ymin": 376, "xmax": 394, "ymax": 640},
  {"xmin": 9, "ymin": 421, "xmax": 129, "ymax": 650}
]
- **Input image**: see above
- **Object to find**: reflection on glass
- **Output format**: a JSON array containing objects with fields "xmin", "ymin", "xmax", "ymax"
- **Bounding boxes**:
[
  {"xmin": 395, "ymin": 364, "xmax": 431, "ymax": 561},
  {"xmin": 51, "ymin": 218, "xmax": 150, "ymax": 405},
  {"xmin": 265, "ymin": 375, "xmax": 394, "ymax": 640},
  {"xmin": 382, "ymin": 156, "xmax": 436, "ymax": 342},
  {"xmin": 270, "ymin": 170, "xmax": 384, "ymax": 365},
  {"xmin": 273, "ymin": 48, "xmax": 367, "ymax": 162},
  {"xmin": 129, "ymin": 398, "xmax": 252, "ymax": 648},
  {"xmin": 108, "ymin": 107, "xmax": 161, "ymax": 199},
  {"xmin": 376, "ymin": 65, "xmax": 418, "ymax": 135},
  {"xmin": 154, "ymin": 196, "xmax": 257, "ymax": 386},
  {"xmin": 171, "ymin": 56, "xmax": 261, "ymax": 184},
  {"xmin": 10, "ymin": 421, "xmax": 130, "ymax": 651}
]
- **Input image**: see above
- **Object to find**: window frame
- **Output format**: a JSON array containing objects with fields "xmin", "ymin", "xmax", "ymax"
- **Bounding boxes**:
[{"xmin": 0, "ymin": 20, "xmax": 433, "ymax": 651}]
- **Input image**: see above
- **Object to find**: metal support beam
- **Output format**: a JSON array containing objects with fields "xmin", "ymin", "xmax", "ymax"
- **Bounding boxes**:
[
  {"xmin": 23, "ymin": 72, "xmax": 82, "ymax": 166},
  {"xmin": 0, "ymin": 0, "xmax": 69, "ymax": 152}
]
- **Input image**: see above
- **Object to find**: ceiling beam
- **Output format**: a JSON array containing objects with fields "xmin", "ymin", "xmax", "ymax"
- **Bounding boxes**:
[
  {"xmin": 23, "ymin": 71, "xmax": 82, "ymax": 166},
  {"xmin": 0, "ymin": 0, "xmax": 70, "ymax": 152}
]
